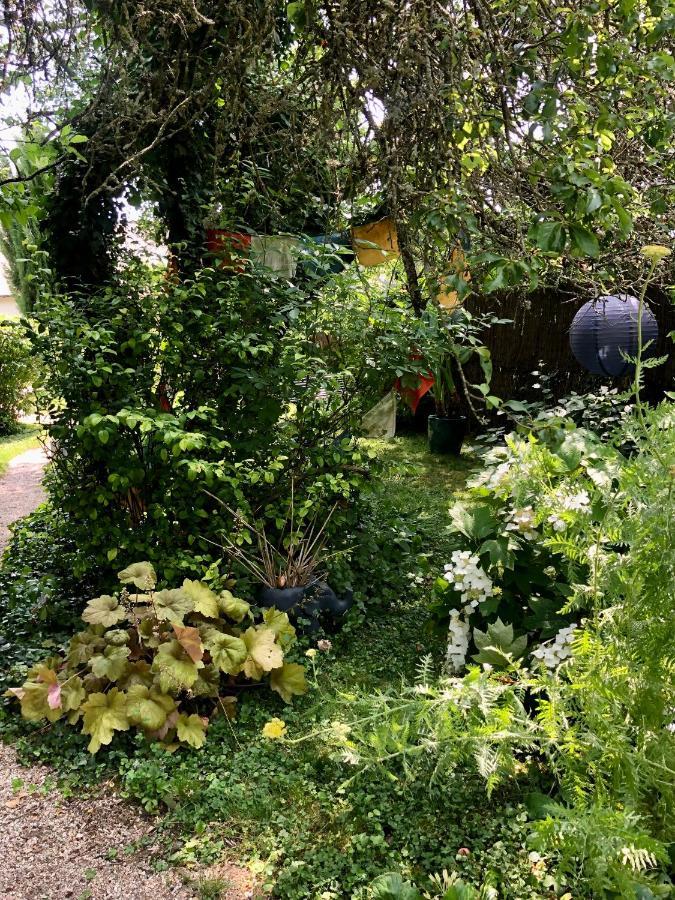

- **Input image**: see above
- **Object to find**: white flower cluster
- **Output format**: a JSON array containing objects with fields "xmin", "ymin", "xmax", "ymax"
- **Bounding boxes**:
[
  {"xmin": 444, "ymin": 550, "xmax": 494, "ymax": 610},
  {"xmin": 531, "ymin": 624, "xmax": 577, "ymax": 669},
  {"xmin": 407, "ymin": 571, "xmax": 425, "ymax": 587},
  {"xmin": 505, "ymin": 505, "xmax": 538, "ymax": 540},
  {"xmin": 562, "ymin": 490, "xmax": 591, "ymax": 512},
  {"xmin": 548, "ymin": 513, "xmax": 567, "ymax": 532},
  {"xmin": 445, "ymin": 610, "xmax": 471, "ymax": 673},
  {"xmin": 547, "ymin": 489, "xmax": 591, "ymax": 532}
]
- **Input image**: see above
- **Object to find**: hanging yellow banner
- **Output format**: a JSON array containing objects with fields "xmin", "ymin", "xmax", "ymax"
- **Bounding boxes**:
[{"xmin": 351, "ymin": 217, "xmax": 399, "ymax": 267}]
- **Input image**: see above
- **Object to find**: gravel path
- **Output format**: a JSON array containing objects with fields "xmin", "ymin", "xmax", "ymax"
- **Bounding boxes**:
[
  {"xmin": 0, "ymin": 447, "xmax": 48, "ymax": 553},
  {"xmin": 0, "ymin": 744, "xmax": 254, "ymax": 899}
]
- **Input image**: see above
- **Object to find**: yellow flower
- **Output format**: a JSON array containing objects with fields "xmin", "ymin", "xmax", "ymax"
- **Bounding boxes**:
[
  {"xmin": 262, "ymin": 718, "xmax": 286, "ymax": 740},
  {"xmin": 305, "ymin": 648, "xmax": 318, "ymax": 659},
  {"xmin": 641, "ymin": 244, "xmax": 672, "ymax": 262}
]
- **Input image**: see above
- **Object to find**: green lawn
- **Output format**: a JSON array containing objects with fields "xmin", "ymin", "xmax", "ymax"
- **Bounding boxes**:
[{"xmin": 0, "ymin": 427, "xmax": 42, "ymax": 478}]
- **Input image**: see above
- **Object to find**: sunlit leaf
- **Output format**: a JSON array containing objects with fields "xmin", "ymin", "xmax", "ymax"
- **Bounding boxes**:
[
  {"xmin": 151, "ymin": 640, "xmax": 202, "ymax": 692},
  {"xmin": 218, "ymin": 590, "xmax": 251, "ymax": 623},
  {"xmin": 270, "ymin": 663, "xmax": 308, "ymax": 703},
  {"xmin": 126, "ymin": 684, "xmax": 176, "ymax": 731},
  {"xmin": 81, "ymin": 595, "xmax": 127, "ymax": 628},
  {"xmin": 81, "ymin": 688, "xmax": 129, "ymax": 753},
  {"xmin": 181, "ymin": 579, "xmax": 220, "ymax": 618},
  {"xmin": 117, "ymin": 561, "xmax": 157, "ymax": 591},
  {"xmin": 176, "ymin": 712, "xmax": 208, "ymax": 748},
  {"xmin": 153, "ymin": 588, "xmax": 193, "ymax": 626}
]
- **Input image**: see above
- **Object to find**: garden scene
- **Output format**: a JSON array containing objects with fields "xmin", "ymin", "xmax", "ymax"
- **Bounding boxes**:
[{"xmin": 0, "ymin": 2, "xmax": 673, "ymax": 898}]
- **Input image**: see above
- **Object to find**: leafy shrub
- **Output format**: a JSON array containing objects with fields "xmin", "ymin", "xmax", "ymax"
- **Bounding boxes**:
[
  {"xmin": 429, "ymin": 422, "xmax": 628, "ymax": 669},
  {"xmin": 30, "ymin": 260, "xmax": 371, "ymax": 583},
  {"xmin": 0, "ymin": 320, "xmax": 40, "ymax": 435},
  {"xmin": 0, "ymin": 505, "xmax": 89, "ymax": 697},
  {"xmin": 6, "ymin": 560, "xmax": 307, "ymax": 752},
  {"xmin": 328, "ymin": 403, "xmax": 675, "ymax": 897}
]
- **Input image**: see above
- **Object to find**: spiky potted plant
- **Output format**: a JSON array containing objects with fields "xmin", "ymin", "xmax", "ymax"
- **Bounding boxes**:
[{"xmin": 207, "ymin": 493, "xmax": 353, "ymax": 632}]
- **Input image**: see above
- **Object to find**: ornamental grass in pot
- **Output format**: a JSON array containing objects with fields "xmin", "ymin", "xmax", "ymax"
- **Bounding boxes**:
[{"xmin": 208, "ymin": 493, "xmax": 353, "ymax": 632}]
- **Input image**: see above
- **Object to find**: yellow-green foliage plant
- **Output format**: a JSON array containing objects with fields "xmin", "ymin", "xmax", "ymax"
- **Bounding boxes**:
[{"xmin": 6, "ymin": 562, "xmax": 307, "ymax": 752}]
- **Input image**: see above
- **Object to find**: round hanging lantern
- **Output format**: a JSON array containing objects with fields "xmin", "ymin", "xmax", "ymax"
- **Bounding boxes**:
[{"xmin": 569, "ymin": 294, "xmax": 658, "ymax": 377}]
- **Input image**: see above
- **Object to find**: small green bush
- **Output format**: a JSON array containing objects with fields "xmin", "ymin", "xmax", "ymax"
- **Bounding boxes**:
[{"xmin": 0, "ymin": 321, "xmax": 39, "ymax": 435}]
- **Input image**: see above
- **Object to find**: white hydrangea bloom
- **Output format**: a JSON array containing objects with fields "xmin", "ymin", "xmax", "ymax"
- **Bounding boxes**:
[
  {"xmin": 505, "ymin": 505, "xmax": 538, "ymax": 540},
  {"xmin": 531, "ymin": 624, "xmax": 577, "ymax": 670},
  {"xmin": 445, "ymin": 610, "xmax": 471, "ymax": 673},
  {"xmin": 548, "ymin": 513, "xmax": 567, "ymax": 532},
  {"xmin": 443, "ymin": 550, "xmax": 494, "ymax": 611}
]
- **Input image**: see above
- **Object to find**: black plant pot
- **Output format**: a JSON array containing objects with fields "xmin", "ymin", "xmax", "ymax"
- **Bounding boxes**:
[
  {"xmin": 258, "ymin": 581, "xmax": 354, "ymax": 633},
  {"xmin": 427, "ymin": 414, "xmax": 468, "ymax": 455}
]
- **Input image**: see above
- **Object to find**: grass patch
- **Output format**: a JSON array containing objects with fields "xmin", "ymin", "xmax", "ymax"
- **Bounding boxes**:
[{"xmin": 0, "ymin": 426, "xmax": 42, "ymax": 478}]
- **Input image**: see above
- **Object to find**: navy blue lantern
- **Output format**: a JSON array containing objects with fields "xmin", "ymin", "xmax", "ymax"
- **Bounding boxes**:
[{"xmin": 569, "ymin": 294, "xmax": 659, "ymax": 377}]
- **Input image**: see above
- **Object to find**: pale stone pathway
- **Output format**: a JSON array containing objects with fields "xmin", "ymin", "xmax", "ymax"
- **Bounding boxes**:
[
  {"xmin": 0, "ymin": 446, "xmax": 48, "ymax": 553},
  {"xmin": 0, "ymin": 745, "xmax": 255, "ymax": 899}
]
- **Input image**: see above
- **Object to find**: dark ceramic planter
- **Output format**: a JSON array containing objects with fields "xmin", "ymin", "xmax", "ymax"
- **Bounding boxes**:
[
  {"xmin": 258, "ymin": 581, "xmax": 354, "ymax": 633},
  {"xmin": 427, "ymin": 414, "xmax": 468, "ymax": 455}
]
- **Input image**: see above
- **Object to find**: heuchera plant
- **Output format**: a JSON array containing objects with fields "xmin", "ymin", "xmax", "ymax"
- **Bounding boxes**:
[{"xmin": 6, "ymin": 562, "xmax": 307, "ymax": 752}]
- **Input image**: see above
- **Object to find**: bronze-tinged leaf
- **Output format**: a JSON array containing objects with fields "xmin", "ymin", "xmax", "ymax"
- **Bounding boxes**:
[{"xmin": 173, "ymin": 624, "xmax": 204, "ymax": 664}]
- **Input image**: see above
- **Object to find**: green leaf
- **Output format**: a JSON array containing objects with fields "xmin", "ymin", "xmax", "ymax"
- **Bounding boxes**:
[
  {"xmin": 191, "ymin": 664, "xmax": 220, "ymax": 698},
  {"xmin": 117, "ymin": 561, "xmax": 157, "ymax": 591},
  {"xmin": 176, "ymin": 713, "xmax": 208, "ymax": 749},
  {"xmin": 262, "ymin": 608, "xmax": 296, "ymax": 644},
  {"xmin": 181, "ymin": 579, "xmax": 220, "ymax": 618},
  {"xmin": 89, "ymin": 644, "xmax": 131, "ymax": 682},
  {"xmin": 126, "ymin": 684, "xmax": 176, "ymax": 731},
  {"xmin": 472, "ymin": 618, "xmax": 528, "ymax": 667},
  {"xmin": 60, "ymin": 676, "xmax": 86, "ymax": 713},
  {"xmin": 569, "ymin": 224, "xmax": 599, "ymax": 257},
  {"xmin": 117, "ymin": 661, "xmax": 154, "ymax": 690},
  {"xmin": 153, "ymin": 588, "xmax": 194, "ymax": 626},
  {"xmin": 529, "ymin": 220, "xmax": 566, "ymax": 253},
  {"xmin": 449, "ymin": 502, "xmax": 496, "ymax": 540},
  {"xmin": 270, "ymin": 663, "xmax": 308, "ymax": 703},
  {"xmin": 152, "ymin": 640, "xmax": 202, "ymax": 692},
  {"xmin": 479, "ymin": 538, "xmax": 515, "ymax": 570},
  {"xmin": 368, "ymin": 873, "xmax": 423, "ymax": 900},
  {"xmin": 286, "ymin": 1, "xmax": 307, "ymax": 27},
  {"xmin": 81, "ymin": 688, "xmax": 129, "ymax": 753},
  {"xmin": 242, "ymin": 626, "xmax": 284, "ymax": 679},
  {"xmin": 201, "ymin": 628, "xmax": 247, "ymax": 675},
  {"xmin": 81, "ymin": 595, "xmax": 127, "ymax": 628},
  {"xmin": 68, "ymin": 629, "xmax": 106, "ymax": 666},
  {"xmin": 218, "ymin": 590, "xmax": 251, "ymax": 623}
]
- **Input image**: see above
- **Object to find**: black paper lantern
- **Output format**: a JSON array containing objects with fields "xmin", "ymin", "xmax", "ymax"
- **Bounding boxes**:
[{"xmin": 569, "ymin": 294, "xmax": 658, "ymax": 377}]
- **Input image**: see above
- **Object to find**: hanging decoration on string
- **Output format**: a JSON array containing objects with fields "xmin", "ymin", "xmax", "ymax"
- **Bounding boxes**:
[{"xmin": 569, "ymin": 294, "xmax": 659, "ymax": 377}]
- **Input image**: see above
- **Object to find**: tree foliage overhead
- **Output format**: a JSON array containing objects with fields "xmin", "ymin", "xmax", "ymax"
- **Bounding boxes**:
[{"xmin": 3, "ymin": 0, "xmax": 674, "ymax": 295}]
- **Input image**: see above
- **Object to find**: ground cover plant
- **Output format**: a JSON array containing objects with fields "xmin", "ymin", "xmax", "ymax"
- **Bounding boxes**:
[{"xmin": 7, "ymin": 560, "xmax": 308, "ymax": 752}]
